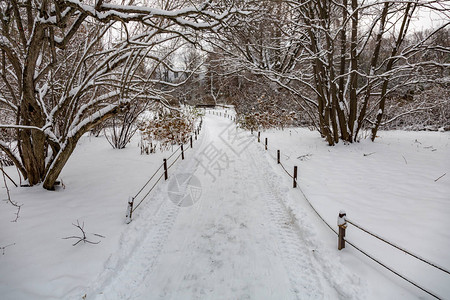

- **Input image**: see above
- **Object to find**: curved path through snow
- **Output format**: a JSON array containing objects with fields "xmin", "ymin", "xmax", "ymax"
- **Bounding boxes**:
[{"xmin": 88, "ymin": 113, "xmax": 346, "ymax": 300}]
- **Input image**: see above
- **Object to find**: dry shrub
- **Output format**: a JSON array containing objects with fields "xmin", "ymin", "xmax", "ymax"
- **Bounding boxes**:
[
  {"xmin": 139, "ymin": 107, "xmax": 200, "ymax": 150},
  {"xmin": 236, "ymin": 94, "xmax": 298, "ymax": 130}
]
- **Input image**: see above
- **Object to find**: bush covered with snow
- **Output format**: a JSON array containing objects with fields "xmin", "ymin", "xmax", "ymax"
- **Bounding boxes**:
[{"xmin": 382, "ymin": 85, "xmax": 450, "ymax": 132}]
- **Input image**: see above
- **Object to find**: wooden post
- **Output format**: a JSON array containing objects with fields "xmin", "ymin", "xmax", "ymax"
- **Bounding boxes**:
[
  {"xmin": 265, "ymin": 138, "xmax": 268, "ymax": 150},
  {"xmin": 190, "ymin": 136, "xmax": 193, "ymax": 148},
  {"xmin": 293, "ymin": 166, "xmax": 297, "ymax": 188},
  {"xmin": 251, "ymin": 128, "xmax": 253, "ymax": 135},
  {"xmin": 277, "ymin": 150, "xmax": 280, "ymax": 164},
  {"xmin": 338, "ymin": 211, "xmax": 347, "ymax": 250},
  {"xmin": 125, "ymin": 196, "xmax": 134, "ymax": 224},
  {"xmin": 195, "ymin": 130, "xmax": 197, "ymax": 140},
  {"xmin": 258, "ymin": 132, "xmax": 260, "ymax": 142},
  {"xmin": 181, "ymin": 144, "xmax": 184, "ymax": 160},
  {"xmin": 163, "ymin": 159, "xmax": 168, "ymax": 180}
]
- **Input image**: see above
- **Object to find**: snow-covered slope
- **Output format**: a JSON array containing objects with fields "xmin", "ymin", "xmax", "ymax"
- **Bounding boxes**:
[
  {"xmin": 0, "ymin": 109, "xmax": 449, "ymax": 299},
  {"xmin": 254, "ymin": 126, "xmax": 450, "ymax": 299}
]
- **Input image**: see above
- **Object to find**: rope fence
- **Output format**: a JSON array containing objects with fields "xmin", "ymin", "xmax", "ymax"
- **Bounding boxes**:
[
  {"xmin": 166, "ymin": 144, "xmax": 182, "ymax": 161},
  {"xmin": 132, "ymin": 172, "xmax": 165, "ymax": 213},
  {"xmin": 213, "ymin": 111, "xmax": 448, "ymax": 298},
  {"xmin": 251, "ymin": 129, "xmax": 448, "ymax": 299},
  {"xmin": 343, "ymin": 236, "xmax": 442, "ymax": 299},
  {"xmin": 167, "ymin": 151, "xmax": 183, "ymax": 170},
  {"xmin": 133, "ymin": 163, "xmax": 164, "ymax": 200},
  {"xmin": 127, "ymin": 109, "xmax": 447, "ymax": 298},
  {"xmin": 125, "ymin": 118, "xmax": 203, "ymax": 223},
  {"xmin": 346, "ymin": 218, "xmax": 450, "ymax": 276}
]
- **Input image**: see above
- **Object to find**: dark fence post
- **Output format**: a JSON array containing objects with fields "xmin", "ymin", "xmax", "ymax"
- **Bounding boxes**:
[
  {"xmin": 265, "ymin": 138, "xmax": 268, "ymax": 150},
  {"xmin": 293, "ymin": 166, "xmax": 297, "ymax": 188},
  {"xmin": 181, "ymin": 144, "xmax": 184, "ymax": 160},
  {"xmin": 163, "ymin": 159, "xmax": 168, "ymax": 180},
  {"xmin": 338, "ymin": 211, "xmax": 347, "ymax": 250},
  {"xmin": 251, "ymin": 128, "xmax": 253, "ymax": 135},
  {"xmin": 125, "ymin": 196, "xmax": 134, "ymax": 224},
  {"xmin": 258, "ymin": 132, "xmax": 260, "ymax": 143},
  {"xmin": 195, "ymin": 130, "xmax": 197, "ymax": 140},
  {"xmin": 190, "ymin": 136, "xmax": 193, "ymax": 148},
  {"xmin": 277, "ymin": 150, "xmax": 280, "ymax": 164}
]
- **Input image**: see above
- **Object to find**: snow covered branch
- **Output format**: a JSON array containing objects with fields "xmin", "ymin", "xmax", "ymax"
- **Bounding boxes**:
[{"xmin": 0, "ymin": 0, "xmax": 242, "ymax": 189}]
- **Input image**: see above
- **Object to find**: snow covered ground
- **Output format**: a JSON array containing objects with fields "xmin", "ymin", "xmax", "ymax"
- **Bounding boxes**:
[{"xmin": 0, "ymin": 109, "xmax": 449, "ymax": 299}]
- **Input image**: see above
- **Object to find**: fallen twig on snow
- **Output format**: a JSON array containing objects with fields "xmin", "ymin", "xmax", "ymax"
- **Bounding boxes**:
[
  {"xmin": 434, "ymin": 173, "xmax": 446, "ymax": 182},
  {"xmin": 402, "ymin": 155, "xmax": 408, "ymax": 165},
  {"xmin": 363, "ymin": 152, "xmax": 376, "ymax": 157},
  {"xmin": 1, "ymin": 243, "xmax": 15, "ymax": 255},
  {"xmin": 424, "ymin": 146, "xmax": 436, "ymax": 151},
  {"xmin": 62, "ymin": 220, "xmax": 105, "ymax": 246},
  {"xmin": 297, "ymin": 154, "xmax": 312, "ymax": 161}
]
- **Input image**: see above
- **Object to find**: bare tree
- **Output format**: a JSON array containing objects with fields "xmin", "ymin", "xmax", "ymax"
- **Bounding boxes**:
[
  {"xmin": 0, "ymin": 0, "xmax": 241, "ymax": 189},
  {"xmin": 212, "ymin": 0, "xmax": 450, "ymax": 145}
]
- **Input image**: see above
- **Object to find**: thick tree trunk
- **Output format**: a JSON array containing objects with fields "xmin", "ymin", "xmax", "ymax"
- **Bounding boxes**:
[
  {"xmin": 43, "ymin": 140, "xmax": 77, "ymax": 190},
  {"xmin": 42, "ymin": 103, "xmax": 126, "ymax": 189},
  {"xmin": 13, "ymin": 21, "xmax": 46, "ymax": 185}
]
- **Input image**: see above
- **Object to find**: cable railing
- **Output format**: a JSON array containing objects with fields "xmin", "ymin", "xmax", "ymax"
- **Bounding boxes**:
[
  {"xmin": 125, "ymin": 120, "xmax": 203, "ymax": 223},
  {"xmin": 346, "ymin": 218, "xmax": 450, "ymax": 276},
  {"xmin": 249, "ymin": 128, "xmax": 448, "ymax": 300},
  {"xmin": 128, "ymin": 109, "xmax": 448, "ymax": 299}
]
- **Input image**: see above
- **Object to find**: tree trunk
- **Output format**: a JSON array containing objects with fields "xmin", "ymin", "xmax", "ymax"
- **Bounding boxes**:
[
  {"xmin": 354, "ymin": 2, "xmax": 390, "ymax": 141},
  {"xmin": 43, "ymin": 140, "xmax": 76, "ymax": 190},
  {"xmin": 348, "ymin": 0, "xmax": 358, "ymax": 137},
  {"xmin": 371, "ymin": 3, "xmax": 413, "ymax": 141}
]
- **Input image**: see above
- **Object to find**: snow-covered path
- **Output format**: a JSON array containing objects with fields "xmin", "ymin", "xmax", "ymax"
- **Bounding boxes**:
[
  {"xmin": 88, "ymin": 113, "xmax": 344, "ymax": 300},
  {"xmin": 2, "ymin": 109, "xmax": 448, "ymax": 300}
]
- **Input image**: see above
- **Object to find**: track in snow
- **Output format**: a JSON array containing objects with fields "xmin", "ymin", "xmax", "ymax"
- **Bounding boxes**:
[{"xmin": 84, "ymin": 112, "xmax": 351, "ymax": 300}]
